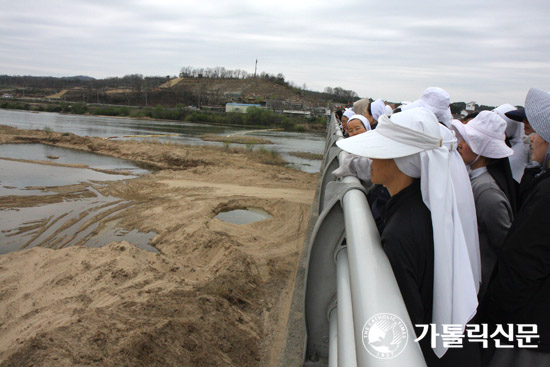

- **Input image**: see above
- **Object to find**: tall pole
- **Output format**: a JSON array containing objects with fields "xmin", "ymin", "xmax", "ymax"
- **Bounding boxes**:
[{"xmin": 254, "ymin": 59, "xmax": 258, "ymax": 78}]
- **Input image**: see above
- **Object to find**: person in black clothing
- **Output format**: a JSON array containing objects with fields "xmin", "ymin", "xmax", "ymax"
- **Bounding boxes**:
[
  {"xmin": 335, "ymin": 109, "xmax": 343, "ymax": 122},
  {"xmin": 337, "ymin": 107, "xmax": 481, "ymax": 366},
  {"xmin": 479, "ymin": 88, "xmax": 550, "ymax": 366},
  {"xmin": 451, "ymin": 112, "xmax": 517, "ymax": 301}
]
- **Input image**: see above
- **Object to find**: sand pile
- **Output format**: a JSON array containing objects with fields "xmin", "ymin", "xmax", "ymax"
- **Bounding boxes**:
[{"xmin": 0, "ymin": 126, "xmax": 317, "ymax": 366}]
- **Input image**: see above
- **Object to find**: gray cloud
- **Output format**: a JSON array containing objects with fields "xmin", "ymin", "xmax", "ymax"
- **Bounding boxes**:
[{"xmin": 1, "ymin": 0, "xmax": 549, "ymax": 105}]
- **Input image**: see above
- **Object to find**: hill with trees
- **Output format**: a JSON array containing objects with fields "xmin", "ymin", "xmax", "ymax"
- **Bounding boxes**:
[{"xmin": 0, "ymin": 68, "xmax": 359, "ymax": 112}]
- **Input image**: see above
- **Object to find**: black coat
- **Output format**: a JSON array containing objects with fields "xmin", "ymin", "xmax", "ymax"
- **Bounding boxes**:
[
  {"xmin": 479, "ymin": 169, "xmax": 550, "ymax": 352},
  {"xmin": 382, "ymin": 180, "xmax": 481, "ymax": 366}
]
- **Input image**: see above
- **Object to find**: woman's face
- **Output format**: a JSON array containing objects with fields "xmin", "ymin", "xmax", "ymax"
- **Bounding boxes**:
[
  {"xmin": 370, "ymin": 158, "xmax": 398, "ymax": 186},
  {"xmin": 530, "ymin": 133, "xmax": 549, "ymax": 164},
  {"xmin": 524, "ymin": 119, "xmax": 534, "ymax": 135},
  {"xmin": 341, "ymin": 116, "xmax": 349, "ymax": 131},
  {"xmin": 457, "ymin": 138, "xmax": 477, "ymax": 165},
  {"xmin": 347, "ymin": 119, "xmax": 367, "ymax": 137}
]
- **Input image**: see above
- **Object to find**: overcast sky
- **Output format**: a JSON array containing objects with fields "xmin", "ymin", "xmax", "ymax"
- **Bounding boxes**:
[{"xmin": 1, "ymin": 0, "xmax": 549, "ymax": 106}]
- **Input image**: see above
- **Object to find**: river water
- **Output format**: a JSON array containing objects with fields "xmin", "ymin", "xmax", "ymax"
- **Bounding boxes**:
[
  {"xmin": 0, "ymin": 109, "xmax": 325, "ymax": 173},
  {"xmin": 0, "ymin": 109, "xmax": 324, "ymax": 254}
]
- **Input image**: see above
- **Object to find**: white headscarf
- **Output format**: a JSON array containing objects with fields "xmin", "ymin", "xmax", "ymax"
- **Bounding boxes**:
[
  {"xmin": 338, "ymin": 108, "xmax": 479, "ymax": 358},
  {"xmin": 395, "ymin": 124, "xmax": 482, "ymax": 294},
  {"xmin": 385, "ymin": 104, "xmax": 393, "ymax": 117},
  {"xmin": 343, "ymin": 108, "xmax": 355, "ymax": 120},
  {"xmin": 370, "ymin": 99, "xmax": 386, "ymax": 121},
  {"xmin": 348, "ymin": 114, "xmax": 371, "ymax": 132},
  {"xmin": 394, "ymin": 124, "xmax": 478, "ymax": 358},
  {"xmin": 402, "ymin": 87, "xmax": 454, "ymax": 128}
]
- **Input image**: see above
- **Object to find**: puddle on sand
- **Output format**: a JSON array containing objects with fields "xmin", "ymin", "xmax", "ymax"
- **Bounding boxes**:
[
  {"xmin": 0, "ymin": 159, "xmax": 137, "ymax": 196},
  {"xmin": 0, "ymin": 145, "xmax": 157, "ymax": 254},
  {"xmin": 0, "ymin": 143, "xmax": 151, "ymax": 196},
  {"xmin": 0, "ymin": 188, "xmax": 158, "ymax": 254},
  {"xmin": 215, "ymin": 208, "xmax": 272, "ymax": 225},
  {"xmin": 86, "ymin": 218, "xmax": 158, "ymax": 253},
  {"xmin": 0, "ymin": 144, "xmax": 150, "ymax": 175}
]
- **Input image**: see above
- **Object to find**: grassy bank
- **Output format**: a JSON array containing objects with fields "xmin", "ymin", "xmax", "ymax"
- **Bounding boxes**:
[
  {"xmin": 0, "ymin": 100, "xmax": 326, "ymax": 133},
  {"xmin": 289, "ymin": 152, "xmax": 324, "ymax": 160}
]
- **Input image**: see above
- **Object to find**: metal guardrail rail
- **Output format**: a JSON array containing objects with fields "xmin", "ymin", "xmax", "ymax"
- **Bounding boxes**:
[{"xmin": 302, "ymin": 114, "xmax": 427, "ymax": 366}]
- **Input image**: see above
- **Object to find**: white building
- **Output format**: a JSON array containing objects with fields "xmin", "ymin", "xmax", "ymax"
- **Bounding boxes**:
[
  {"xmin": 465, "ymin": 101, "xmax": 476, "ymax": 112},
  {"xmin": 225, "ymin": 103, "xmax": 262, "ymax": 113}
]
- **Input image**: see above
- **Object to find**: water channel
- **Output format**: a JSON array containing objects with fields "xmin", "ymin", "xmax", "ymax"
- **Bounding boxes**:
[
  {"xmin": 0, "ymin": 109, "xmax": 324, "ymax": 255},
  {"xmin": 0, "ymin": 109, "xmax": 325, "ymax": 173}
]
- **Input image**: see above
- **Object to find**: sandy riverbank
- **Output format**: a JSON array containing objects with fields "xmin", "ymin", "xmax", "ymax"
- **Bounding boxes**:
[{"xmin": 0, "ymin": 125, "xmax": 318, "ymax": 366}]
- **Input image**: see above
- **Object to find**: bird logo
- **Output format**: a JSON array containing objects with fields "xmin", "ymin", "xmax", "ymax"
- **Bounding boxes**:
[{"xmin": 362, "ymin": 313, "xmax": 408, "ymax": 359}]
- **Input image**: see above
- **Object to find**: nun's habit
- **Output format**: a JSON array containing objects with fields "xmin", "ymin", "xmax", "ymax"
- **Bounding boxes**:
[
  {"xmin": 479, "ymin": 88, "xmax": 550, "ymax": 366},
  {"xmin": 337, "ymin": 108, "xmax": 481, "ymax": 366},
  {"xmin": 451, "ymin": 111, "xmax": 515, "ymax": 301}
]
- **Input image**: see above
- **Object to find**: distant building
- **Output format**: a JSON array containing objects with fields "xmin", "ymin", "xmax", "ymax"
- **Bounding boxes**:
[
  {"xmin": 460, "ymin": 101, "xmax": 477, "ymax": 117},
  {"xmin": 2, "ymin": 93, "xmax": 13, "ymax": 99},
  {"xmin": 225, "ymin": 103, "xmax": 262, "ymax": 113}
]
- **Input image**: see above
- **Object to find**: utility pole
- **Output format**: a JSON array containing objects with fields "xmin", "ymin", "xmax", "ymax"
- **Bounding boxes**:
[{"xmin": 254, "ymin": 59, "xmax": 258, "ymax": 97}]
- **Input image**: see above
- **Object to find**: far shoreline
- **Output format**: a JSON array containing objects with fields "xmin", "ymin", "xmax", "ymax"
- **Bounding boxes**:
[{"xmin": 0, "ymin": 99, "xmax": 328, "ymax": 133}]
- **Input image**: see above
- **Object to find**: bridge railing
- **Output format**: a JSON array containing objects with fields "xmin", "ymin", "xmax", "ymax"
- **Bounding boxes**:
[{"xmin": 303, "ymin": 114, "xmax": 427, "ymax": 366}]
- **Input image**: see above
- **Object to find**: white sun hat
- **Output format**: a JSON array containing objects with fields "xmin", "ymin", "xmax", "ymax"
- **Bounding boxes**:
[
  {"xmin": 401, "ymin": 87, "xmax": 454, "ymax": 127},
  {"xmin": 525, "ymin": 87, "xmax": 550, "ymax": 142},
  {"xmin": 337, "ymin": 107, "xmax": 442, "ymax": 159},
  {"xmin": 451, "ymin": 110, "xmax": 513, "ymax": 159},
  {"xmin": 338, "ymin": 107, "xmax": 480, "ymax": 358},
  {"xmin": 348, "ymin": 114, "xmax": 371, "ymax": 131}
]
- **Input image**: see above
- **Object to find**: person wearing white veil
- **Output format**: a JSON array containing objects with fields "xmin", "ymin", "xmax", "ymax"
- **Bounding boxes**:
[
  {"xmin": 345, "ymin": 114, "xmax": 371, "ymax": 137},
  {"xmin": 403, "ymin": 88, "xmax": 483, "ymax": 290},
  {"xmin": 401, "ymin": 87, "xmax": 454, "ymax": 128},
  {"xmin": 451, "ymin": 111, "xmax": 515, "ymax": 301},
  {"xmin": 364, "ymin": 98, "xmax": 387, "ymax": 129},
  {"xmin": 479, "ymin": 88, "xmax": 550, "ymax": 367},
  {"xmin": 341, "ymin": 108, "xmax": 355, "ymax": 137},
  {"xmin": 493, "ymin": 104, "xmax": 530, "ymax": 183},
  {"xmin": 337, "ymin": 107, "xmax": 481, "ymax": 366},
  {"xmin": 332, "ymin": 114, "xmax": 372, "ymax": 187}
]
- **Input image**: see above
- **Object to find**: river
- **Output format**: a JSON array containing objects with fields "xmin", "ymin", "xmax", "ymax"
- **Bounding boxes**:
[{"xmin": 0, "ymin": 109, "xmax": 325, "ymax": 173}]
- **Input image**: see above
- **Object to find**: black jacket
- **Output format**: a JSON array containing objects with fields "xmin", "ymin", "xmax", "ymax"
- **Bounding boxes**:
[
  {"xmin": 382, "ymin": 180, "xmax": 481, "ymax": 366},
  {"xmin": 486, "ymin": 157, "xmax": 518, "ymax": 216},
  {"xmin": 479, "ymin": 169, "xmax": 550, "ymax": 352}
]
